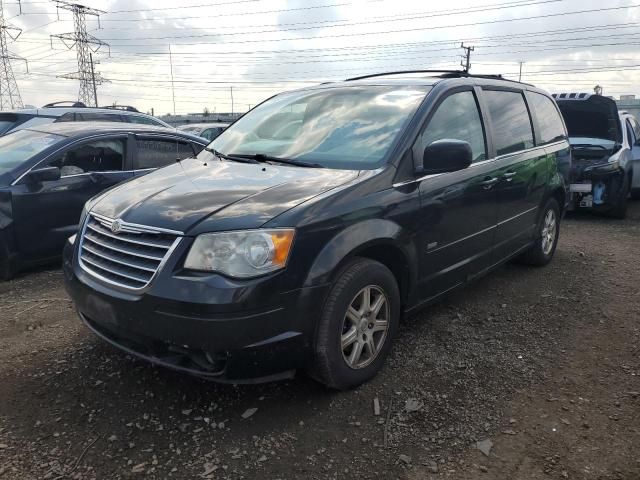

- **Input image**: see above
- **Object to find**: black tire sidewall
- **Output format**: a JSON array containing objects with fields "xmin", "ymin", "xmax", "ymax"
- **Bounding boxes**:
[{"xmin": 315, "ymin": 259, "xmax": 400, "ymax": 389}]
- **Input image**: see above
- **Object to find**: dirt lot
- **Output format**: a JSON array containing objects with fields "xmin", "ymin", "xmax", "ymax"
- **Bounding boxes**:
[{"xmin": 0, "ymin": 203, "xmax": 639, "ymax": 480}]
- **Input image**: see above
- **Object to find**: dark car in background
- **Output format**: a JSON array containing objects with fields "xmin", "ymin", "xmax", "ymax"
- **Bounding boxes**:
[
  {"xmin": 63, "ymin": 72, "xmax": 570, "ymax": 389},
  {"xmin": 0, "ymin": 102, "xmax": 171, "ymax": 136},
  {"xmin": 0, "ymin": 122, "xmax": 208, "ymax": 280},
  {"xmin": 553, "ymin": 93, "xmax": 634, "ymax": 218}
]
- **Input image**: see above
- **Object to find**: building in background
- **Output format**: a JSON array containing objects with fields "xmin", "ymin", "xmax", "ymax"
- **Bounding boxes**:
[{"xmin": 159, "ymin": 112, "xmax": 242, "ymax": 127}]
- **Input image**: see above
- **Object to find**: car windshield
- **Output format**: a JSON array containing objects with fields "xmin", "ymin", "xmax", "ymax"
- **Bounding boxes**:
[
  {"xmin": 0, "ymin": 129, "xmax": 64, "ymax": 175},
  {"xmin": 205, "ymin": 85, "xmax": 430, "ymax": 169}
]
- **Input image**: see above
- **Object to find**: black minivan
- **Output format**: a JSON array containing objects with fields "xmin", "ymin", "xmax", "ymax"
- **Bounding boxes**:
[{"xmin": 63, "ymin": 72, "xmax": 571, "ymax": 389}]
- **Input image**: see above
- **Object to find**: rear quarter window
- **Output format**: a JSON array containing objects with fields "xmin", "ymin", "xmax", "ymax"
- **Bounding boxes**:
[
  {"xmin": 528, "ymin": 92, "xmax": 567, "ymax": 145},
  {"xmin": 484, "ymin": 90, "xmax": 535, "ymax": 156}
]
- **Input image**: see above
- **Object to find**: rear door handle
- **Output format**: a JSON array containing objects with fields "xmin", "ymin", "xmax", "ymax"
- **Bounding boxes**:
[
  {"xmin": 480, "ymin": 177, "xmax": 499, "ymax": 189},
  {"xmin": 502, "ymin": 171, "xmax": 517, "ymax": 182}
]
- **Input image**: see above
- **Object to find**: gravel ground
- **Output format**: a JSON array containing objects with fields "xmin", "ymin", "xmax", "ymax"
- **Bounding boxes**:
[{"xmin": 0, "ymin": 203, "xmax": 638, "ymax": 480}]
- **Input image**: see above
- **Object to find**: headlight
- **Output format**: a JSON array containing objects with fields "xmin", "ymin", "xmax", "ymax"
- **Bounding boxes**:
[{"xmin": 184, "ymin": 229, "xmax": 295, "ymax": 278}]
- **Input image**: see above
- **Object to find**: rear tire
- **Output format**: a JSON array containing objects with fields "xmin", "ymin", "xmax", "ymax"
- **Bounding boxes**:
[
  {"xmin": 518, "ymin": 197, "xmax": 560, "ymax": 267},
  {"xmin": 310, "ymin": 258, "xmax": 400, "ymax": 390},
  {"xmin": 0, "ymin": 242, "xmax": 15, "ymax": 281}
]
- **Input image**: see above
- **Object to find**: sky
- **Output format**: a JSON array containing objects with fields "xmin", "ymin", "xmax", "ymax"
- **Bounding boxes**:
[{"xmin": 3, "ymin": 0, "xmax": 640, "ymax": 115}]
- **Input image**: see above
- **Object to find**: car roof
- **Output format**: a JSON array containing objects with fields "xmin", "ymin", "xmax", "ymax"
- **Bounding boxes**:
[
  {"xmin": 281, "ymin": 74, "xmax": 548, "ymax": 97},
  {"xmin": 22, "ymin": 121, "xmax": 209, "ymax": 143}
]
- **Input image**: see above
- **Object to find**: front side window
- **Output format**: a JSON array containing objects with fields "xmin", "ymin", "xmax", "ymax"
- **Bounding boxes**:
[
  {"xmin": 0, "ymin": 130, "xmax": 64, "ymax": 175},
  {"xmin": 136, "ymin": 138, "xmax": 194, "ymax": 169},
  {"xmin": 528, "ymin": 92, "xmax": 566, "ymax": 145},
  {"xmin": 47, "ymin": 138, "xmax": 126, "ymax": 176},
  {"xmin": 207, "ymin": 85, "xmax": 430, "ymax": 169},
  {"xmin": 418, "ymin": 90, "xmax": 486, "ymax": 163},
  {"xmin": 484, "ymin": 90, "xmax": 534, "ymax": 156}
]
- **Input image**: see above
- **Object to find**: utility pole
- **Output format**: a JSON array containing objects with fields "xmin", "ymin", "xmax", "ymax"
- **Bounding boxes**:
[
  {"xmin": 169, "ymin": 44, "xmax": 175, "ymax": 115},
  {"xmin": 50, "ymin": 1, "xmax": 109, "ymax": 107},
  {"xmin": 518, "ymin": 61, "xmax": 524, "ymax": 82},
  {"xmin": 0, "ymin": 0, "xmax": 27, "ymax": 110},
  {"xmin": 460, "ymin": 43, "xmax": 474, "ymax": 73}
]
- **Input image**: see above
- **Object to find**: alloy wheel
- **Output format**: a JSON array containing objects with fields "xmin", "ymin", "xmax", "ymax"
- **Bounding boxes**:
[{"xmin": 340, "ymin": 285, "xmax": 390, "ymax": 369}]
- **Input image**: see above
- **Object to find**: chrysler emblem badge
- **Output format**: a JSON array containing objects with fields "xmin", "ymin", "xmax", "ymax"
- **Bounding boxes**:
[{"xmin": 111, "ymin": 219, "xmax": 122, "ymax": 234}]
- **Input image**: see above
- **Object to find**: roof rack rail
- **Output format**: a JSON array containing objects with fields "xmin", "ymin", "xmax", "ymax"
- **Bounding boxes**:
[
  {"xmin": 43, "ymin": 101, "xmax": 87, "ymax": 108},
  {"xmin": 101, "ymin": 105, "xmax": 140, "ymax": 112},
  {"xmin": 343, "ymin": 70, "xmax": 532, "ymax": 86},
  {"xmin": 345, "ymin": 70, "xmax": 464, "ymax": 81}
]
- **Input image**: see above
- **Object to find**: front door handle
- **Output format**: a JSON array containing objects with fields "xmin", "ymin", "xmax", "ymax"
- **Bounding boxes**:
[
  {"xmin": 480, "ymin": 177, "xmax": 499, "ymax": 189},
  {"xmin": 502, "ymin": 171, "xmax": 517, "ymax": 182}
]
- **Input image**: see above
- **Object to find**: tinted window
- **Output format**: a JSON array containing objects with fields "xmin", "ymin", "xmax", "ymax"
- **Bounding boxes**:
[
  {"xmin": 0, "ymin": 113, "xmax": 24, "ymax": 135},
  {"xmin": 136, "ymin": 139, "xmax": 194, "ymax": 169},
  {"xmin": 528, "ymin": 92, "xmax": 566, "ymax": 144},
  {"xmin": 55, "ymin": 112, "xmax": 76, "ymax": 122},
  {"xmin": 76, "ymin": 112, "xmax": 124, "ymax": 122},
  {"xmin": 484, "ymin": 90, "xmax": 534, "ymax": 156},
  {"xmin": 201, "ymin": 127, "xmax": 225, "ymax": 141},
  {"xmin": 419, "ymin": 90, "xmax": 486, "ymax": 163},
  {"xmin": 0, "ymin": 130, "xmax": 64, "ymax": 175},
  {"xmin": 47, "ymin": 138, "xmax": 126, "ymax": 176},
  {"xmin": 128, "ymin": 115, "xmax": 163, "ymax": 126},
  {"xmin": 209, "ymin": 85, "xmax": 430, "ymax": 170},
  {"xmin": 626, "ymin": 120, "xmax": 635, "ymax": 147},
  {"xmin": 630, "ymin": 116, "xmax": 640, "ymax": 140}
]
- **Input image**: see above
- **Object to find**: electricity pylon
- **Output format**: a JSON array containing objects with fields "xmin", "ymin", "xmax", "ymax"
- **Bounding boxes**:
[
  {"xmin": 0, "ymin": 0, "xmax": 27, "ymax": 110},
  {"xmin": 50, "ymin": 1, "xmax": 109, "ymax": 107}
]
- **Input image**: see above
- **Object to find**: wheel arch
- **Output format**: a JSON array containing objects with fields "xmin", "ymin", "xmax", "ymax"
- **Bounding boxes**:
[{"xmin": 303, "ymin": 219, "xmax": 417, "ymax": 307}]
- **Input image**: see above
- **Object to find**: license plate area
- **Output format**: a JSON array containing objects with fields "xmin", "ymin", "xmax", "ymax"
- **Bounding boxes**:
[{"xmin": 570, "ymin": 182, "xmax": 592, "ymax": 193}]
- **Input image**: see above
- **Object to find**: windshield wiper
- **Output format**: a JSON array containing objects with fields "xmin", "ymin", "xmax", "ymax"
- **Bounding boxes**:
[
  {"xmin": 204, "ymin": 147, "xmax": 259, "ymax": 164},
  {"xmin": 228, "ymin": 153, "xmax": 323, "ymax": 168}
]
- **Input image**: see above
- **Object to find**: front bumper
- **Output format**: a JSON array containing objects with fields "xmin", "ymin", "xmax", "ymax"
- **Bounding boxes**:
[
  {"xmin": 569, "ymin": 164, "xmax": 626, "ymax": 211},
  {"xmin": 63, "ymin": 240, "xmax": 329, "ymax": 383}
]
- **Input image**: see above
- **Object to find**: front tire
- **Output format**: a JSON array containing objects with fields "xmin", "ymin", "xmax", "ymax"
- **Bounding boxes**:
[
  {"xmin": 518, "ymin": 197, "xmax": 560, "ymax": 267},
  {"xmin": 310, "ymin": 258, "xmax": 400, "ymax": 390}
]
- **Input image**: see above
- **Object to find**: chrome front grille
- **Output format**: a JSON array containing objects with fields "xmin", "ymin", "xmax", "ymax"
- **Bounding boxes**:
[{"xmin": 79, "ymin": 213, "xmax": 181, "ymax": 290}]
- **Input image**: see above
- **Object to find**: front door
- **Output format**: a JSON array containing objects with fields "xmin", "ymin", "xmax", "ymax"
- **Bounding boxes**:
[
  {"xmin": 11, "ymin": 136, "xmax": 133, "ymax": 261},
  {"xmin": 416, "ymin": 89, "xmax": 501, "ymax": 300}
]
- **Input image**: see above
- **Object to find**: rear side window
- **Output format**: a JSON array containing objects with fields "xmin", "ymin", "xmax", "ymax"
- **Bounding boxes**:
[
  {"xmin": 128, "ymin": 115, "xmax": 163, "ymax": 126},
  {"xmin": 418, "ymin": 90, "xmax": 487, "ymax": 163},
  {"xmin": 528, "ymin": 92, "xmax": 566, "ymax": 145},
  {"xmin": 47, "ymin": 138, "xmax": 126, "ymax": 176},
  {"xmin": 629, "ymin": 116, "xmax": 640, "ymax": 140},
  {"xmin": 136, "ymin": 138, "xmax": 194, "ymax": 169},
  {"xmin": 626, "ymin": 120, "xmax": 636, "ymax": 147},
  {"xmin": 76, "ymin": 112, "xmax": 124, "ymax": 122},
  {"xmin": 201, "ymin": 127, "xmax": 225, "ymax": 141},
  {"xmin": 484, "ymin": 90, "xmax": 534, "ymax": 156}
]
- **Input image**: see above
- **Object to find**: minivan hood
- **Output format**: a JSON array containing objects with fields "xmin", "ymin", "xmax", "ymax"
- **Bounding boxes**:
[
  {"xmin": 556, "ymin": 95, "xmax": 622, "ymax": 144},
  {"xmin": 91, "ymin": 159, "xmax": 359, "ymax": 233}
]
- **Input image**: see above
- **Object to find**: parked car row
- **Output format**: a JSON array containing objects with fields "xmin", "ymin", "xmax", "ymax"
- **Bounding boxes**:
[
  {"xmin": 0, "ymin": 122, "xmax": 208, "ymax": 279},
  {"xmin": 2, "ymin": 71, "xmax": 637, "ymax": 390}
]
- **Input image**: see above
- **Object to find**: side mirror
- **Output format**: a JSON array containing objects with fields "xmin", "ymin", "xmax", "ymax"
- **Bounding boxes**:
[
  {"xmin": 422, "ymin": 139, "xmax": 473, "ymax": 174},
  {"xmin": 23, "ymin": 166, "xmax": 61, "ymax": 184}
]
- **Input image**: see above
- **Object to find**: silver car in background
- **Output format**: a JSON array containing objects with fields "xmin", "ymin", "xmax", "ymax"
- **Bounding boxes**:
[{"xmin": 177, "ymin": 122, "xmax": 230, "ymax": 141}]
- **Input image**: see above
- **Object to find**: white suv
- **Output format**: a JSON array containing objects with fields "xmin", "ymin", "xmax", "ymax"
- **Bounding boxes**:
[{"xmin": 0, "ymin": 102, "xmax": 170, "ymax": 136}]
